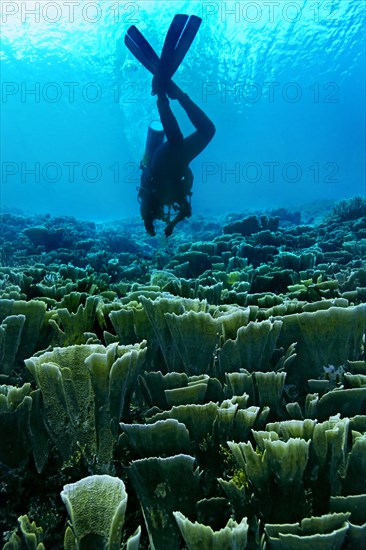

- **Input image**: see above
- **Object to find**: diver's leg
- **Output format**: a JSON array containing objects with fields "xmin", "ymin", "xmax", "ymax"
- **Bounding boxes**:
[
  {"xmin": 156, "ymin": 92, "xmax": 183, "ymax": 145},
  {"xmin": 167, "ymin": 82, "xmax": 216, "ymax": 162}
]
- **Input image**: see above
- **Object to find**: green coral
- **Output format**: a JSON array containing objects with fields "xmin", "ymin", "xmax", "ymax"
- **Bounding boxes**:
[
  {"xmin": 3, "ymin": 515, "xmax": 45, "ymax": 550},
  {"xmin": 219, "ymin": 319, "xmax": 283, "ymax": 374},
  {"xmin": 3, "ymin": 203, "xmax": 366, "ymax": 548},
  {"xmin": 25, "ymin": 341, "xmax": 147, "ymax": 472},
  {"xmin": 265, "ymin": 512, "xmax": 350, "ymax": 549},
  {"xmin": 173, "ymin": 512, "xmax": 248, "ymax": 549},
  {"xmin": 331, "ymin": 195, "xmax": 366, "ymax": 221},
  {"xmin": 0, "ymin": 383, "xmax": 33, "ymax": 468},
  {"xmin": 60, "ymin": 475, "xmax": 130, "ymax": 549},
  {"xmin": 129, "ymin": 454, "xmax": 201, "ymax": 550},
  {"xmin": 48, "ymin": 295, "xmax": 101, "ymax": 345}
]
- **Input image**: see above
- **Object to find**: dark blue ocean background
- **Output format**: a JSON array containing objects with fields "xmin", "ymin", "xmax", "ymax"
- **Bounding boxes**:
[{"xmin": 1, "ymin": 0, "xmax": 365, "ymax": 222}]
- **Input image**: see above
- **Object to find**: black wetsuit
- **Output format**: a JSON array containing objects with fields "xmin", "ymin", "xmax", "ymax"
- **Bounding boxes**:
[{"xmin": 139, "ymin": 87, "xmax": 215, "ymax": 236}]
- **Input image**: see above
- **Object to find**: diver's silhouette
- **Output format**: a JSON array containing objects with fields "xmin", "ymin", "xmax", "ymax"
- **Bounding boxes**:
[
  {"xmin": 139, "ymin": 79, "xmax": 215, "ymax": 236},
  {"xmin": 125, "ymin": 14, "xmax": 216, "ymax": 236}
]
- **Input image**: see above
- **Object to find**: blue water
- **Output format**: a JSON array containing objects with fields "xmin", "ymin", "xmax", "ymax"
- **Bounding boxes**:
[{"xmin": 1, "ymin": 0, "xmax": 365, "ymax": 221}]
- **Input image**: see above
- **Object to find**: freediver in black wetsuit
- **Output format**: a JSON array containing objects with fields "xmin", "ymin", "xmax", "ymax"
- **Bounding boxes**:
[
  {"xmin": 125, "ymin": 14, "xmax": 216, "ymax": 236},
  {"xmin": 138, "ymin": 78, "xmax": 216, "ymax": 236}
]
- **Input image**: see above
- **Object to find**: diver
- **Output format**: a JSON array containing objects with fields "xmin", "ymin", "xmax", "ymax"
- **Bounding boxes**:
[
  {"xmin": 139, "ymin": 78, "xmax": 216, "ymax": 236},
  {"xmin": 125, "ymin": 14, "xmax": 216, "ymax": 236}
]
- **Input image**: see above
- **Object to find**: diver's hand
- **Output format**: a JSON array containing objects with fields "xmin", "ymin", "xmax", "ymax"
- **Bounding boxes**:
[{"xmin": 144, "ymin": 219, "xmax": 156, "ymax": 236}]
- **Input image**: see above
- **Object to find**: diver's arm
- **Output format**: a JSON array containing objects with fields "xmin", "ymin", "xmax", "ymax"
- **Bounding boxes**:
[
  {"xmin": 164, "ymin": 210, "xmax": 185, "ymax": 236},
  {"xmin": 164, "ymin": 197, "xmax": 192, "ymax": 236}
]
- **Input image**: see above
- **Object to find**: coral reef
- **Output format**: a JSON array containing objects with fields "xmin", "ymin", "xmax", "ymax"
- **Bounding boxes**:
[{"xmin": 1, "ymin": 197, "xmax": 366, "ymax": 549}]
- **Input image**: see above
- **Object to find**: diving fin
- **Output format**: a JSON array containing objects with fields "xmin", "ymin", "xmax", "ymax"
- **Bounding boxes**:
[
  {"xmin": 159, "ymin": 14, "xmax": 189, "ymax": 77},
  {"xmin": 124, "ymin": 25, "xmax": 160, "ymax": 74},
  {"xmin": 125, "ymin": 14, "xmax": 202, "ymax": 79},
  {"xmin": 160, "ymin": 14, "xmax": 202, "ymax": 79}
]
